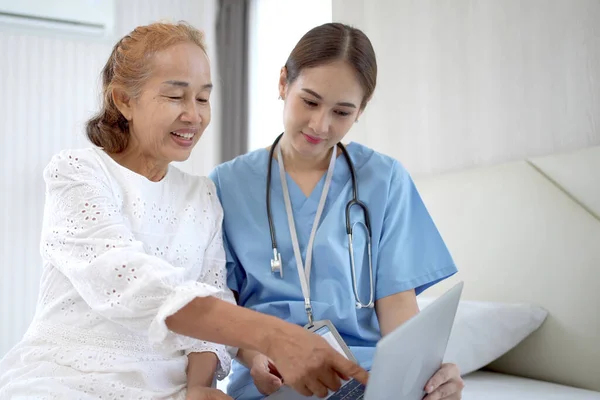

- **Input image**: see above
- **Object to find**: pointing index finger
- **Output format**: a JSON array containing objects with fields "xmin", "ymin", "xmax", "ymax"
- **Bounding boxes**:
[{"xmin": 332, "ymin": 355, "xmax": 369, "ymax": 385}]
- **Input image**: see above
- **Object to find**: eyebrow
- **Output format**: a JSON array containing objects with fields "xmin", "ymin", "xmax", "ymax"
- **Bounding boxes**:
[
  {"xmin": 162, "ymin": 80, "xmax": 213, "ymax": 90},
  {"xmin": 301, "ymin": 88, "xmax": 357, "ymax": 108}
]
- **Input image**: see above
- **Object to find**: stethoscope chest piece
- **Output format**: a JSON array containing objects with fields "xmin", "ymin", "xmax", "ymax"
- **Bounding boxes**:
[{"xmin": 271, "ymin": 249, "xmax": 283, "ymax": 278}]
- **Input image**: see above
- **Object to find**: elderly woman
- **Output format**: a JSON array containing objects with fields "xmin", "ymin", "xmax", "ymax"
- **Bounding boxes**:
[{"xmin": 0, "ymin": 22, "xmax": 366, "ymax": 400}]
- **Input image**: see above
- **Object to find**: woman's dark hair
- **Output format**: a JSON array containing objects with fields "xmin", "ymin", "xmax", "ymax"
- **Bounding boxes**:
[
  {"xmin": 284, "ymin": 23, "xmax": 377, "ymax": 110},
  {"xmin": 85, "ymin": 21, "xmax": 207, "ymax": 153}
]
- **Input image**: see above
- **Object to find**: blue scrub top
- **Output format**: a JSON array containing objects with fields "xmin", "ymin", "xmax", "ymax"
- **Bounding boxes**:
[{"xmin": 209, "ymin": 142, "xmax": 457, "ymax": 400}]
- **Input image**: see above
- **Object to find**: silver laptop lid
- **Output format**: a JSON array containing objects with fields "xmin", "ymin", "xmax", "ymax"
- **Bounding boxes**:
[{"xmin": 364, "ymin": 281, "xmax": 463, "ymax": 400}]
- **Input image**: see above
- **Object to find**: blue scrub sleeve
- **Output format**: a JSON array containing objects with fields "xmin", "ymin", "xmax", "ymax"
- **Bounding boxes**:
[
  {"xmin": 375, "ymin": 162, "xmax": 457, "ymax": 299},
  {"xmin": 208, "ymin": 169, "xmax": 245, "ymax": 296},
  {"xmin": 223, "ymin": 231, "xmax": 245, "ymax": 295}
]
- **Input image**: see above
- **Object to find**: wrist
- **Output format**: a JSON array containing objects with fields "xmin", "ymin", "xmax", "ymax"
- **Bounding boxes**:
[
  {"xmin": 188, "ymin": 351, "xmax": 218, "ymax": 366},
  {"xmin": 187, "ymin": 351, "xmax": 219, "ymax": 388}
]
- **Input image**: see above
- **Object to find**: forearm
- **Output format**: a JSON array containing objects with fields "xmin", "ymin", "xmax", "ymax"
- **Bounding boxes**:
[
  {"xmin": 375, "ymin": 290, "xmax": 419, "ymax": 336},
  {"xmin": 166, "ymin": 296, "xmax": 290, "ymax": 356},
  {"xmin": 187, "ymin": 352, "xmax": 218, "ymax": 388}
]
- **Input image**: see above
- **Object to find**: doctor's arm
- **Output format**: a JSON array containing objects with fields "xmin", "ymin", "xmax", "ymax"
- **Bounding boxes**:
[
  {"xmin": 374, "ymin": 162, "xmax": 463, "ymax": 399},
  {"xmin": 375, "ymin": 291, "xmax": 463, "ymax": 399},
  {"xmin": 374, "ymin": 289, "xmax": 419, "ymax": 337}
]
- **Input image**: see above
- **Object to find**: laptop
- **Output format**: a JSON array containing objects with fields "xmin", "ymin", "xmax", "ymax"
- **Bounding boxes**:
[{"xmin": 265, "ymin": 281, "xmax": 463, "ymax": 400}]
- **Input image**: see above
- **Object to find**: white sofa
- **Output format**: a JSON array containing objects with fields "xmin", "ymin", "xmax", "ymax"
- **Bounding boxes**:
[{"xmin": 414, "ymin": 145, "xmax": 600, "ymax": 398}]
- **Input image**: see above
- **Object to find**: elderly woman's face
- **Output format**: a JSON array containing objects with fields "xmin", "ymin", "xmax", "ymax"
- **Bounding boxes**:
[{"xmin": 124, "ymin": 41, "xmax": 212, "ymax": 163}]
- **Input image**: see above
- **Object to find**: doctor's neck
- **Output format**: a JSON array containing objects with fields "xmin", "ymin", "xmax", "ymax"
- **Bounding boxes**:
[{"xmin": 278, "ymin": 134, "xmax": 335, "ymax": 172}]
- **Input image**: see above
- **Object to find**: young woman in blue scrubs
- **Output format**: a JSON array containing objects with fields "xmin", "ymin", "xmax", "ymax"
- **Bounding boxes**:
[{"xmin": 210, "ymin": 23, "xmax": 464, "ymax": 400}]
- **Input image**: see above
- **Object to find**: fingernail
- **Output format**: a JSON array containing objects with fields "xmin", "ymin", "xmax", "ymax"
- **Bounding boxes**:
[{"xmin": 426, "ymin": 385, "xmax": 434, "ymax": 393}]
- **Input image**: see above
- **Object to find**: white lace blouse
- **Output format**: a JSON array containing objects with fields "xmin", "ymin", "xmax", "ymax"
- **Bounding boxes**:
[{"xmin": 0, "ymin": 147, "xmax": 235, "ymax": 400}]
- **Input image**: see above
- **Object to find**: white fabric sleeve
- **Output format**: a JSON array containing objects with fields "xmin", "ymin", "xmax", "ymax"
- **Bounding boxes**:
[
  {"xmin": 183, "ymin": 180, "xmax": 236, "ymax": 379},
  {"xmin": 41, "ymin": 151, "xmax": 222, "ymax": 353}
]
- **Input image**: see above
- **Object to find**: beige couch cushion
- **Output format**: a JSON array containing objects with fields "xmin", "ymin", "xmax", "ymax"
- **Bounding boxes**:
[{"xmin": 413, "ymin": 155, "xmax": 600, "ymax": 392}]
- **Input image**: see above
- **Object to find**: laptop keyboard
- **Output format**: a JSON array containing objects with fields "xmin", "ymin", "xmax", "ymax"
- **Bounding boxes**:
[{"xmin": 327, "ymin": 379, "xmax": 365, "ymax": 400}]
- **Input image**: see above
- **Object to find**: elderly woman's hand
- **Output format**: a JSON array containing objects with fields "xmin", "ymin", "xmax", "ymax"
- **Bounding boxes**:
[
  {"xmin": 423, "ymin": 363, "xmax": 464, "ymax": 400},
  {"xmin": 264, "ymin": 324, "xmax": 369, "ymax": 398}
]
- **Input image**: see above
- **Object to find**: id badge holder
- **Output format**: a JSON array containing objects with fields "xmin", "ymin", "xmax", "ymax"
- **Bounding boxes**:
[{"xmin": 305, "ymin": 319, "xmax": 358, "ymax": 363}]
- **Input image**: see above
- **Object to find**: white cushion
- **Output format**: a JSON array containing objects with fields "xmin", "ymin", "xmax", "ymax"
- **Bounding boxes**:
[
  {"xmin": 417, "ymin": 297, "xmax": 548, "ymax": 375},
  {"xmin": 462, "ymin": 371, "xmax": 600, "ymax": 400}
]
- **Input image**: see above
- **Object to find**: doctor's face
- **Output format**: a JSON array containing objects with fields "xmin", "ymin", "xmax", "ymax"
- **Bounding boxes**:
[{"xmin": 279, "ymin": 60, "xmax": 365, "ymax": 159}]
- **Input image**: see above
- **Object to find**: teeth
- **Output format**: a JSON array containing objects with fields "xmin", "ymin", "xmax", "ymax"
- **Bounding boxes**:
[{"xmin": 172, "ymin": 132, "xmax": 194, "ymax": 139}]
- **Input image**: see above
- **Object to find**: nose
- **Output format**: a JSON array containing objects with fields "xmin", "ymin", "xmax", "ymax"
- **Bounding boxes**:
[
  {"xmin": 180, "ymin": 99, "xmax": 202, "ymax": 124},
  {"xmin": 308, "ymin": 109, "xmax": 330, "ymax": 135}
]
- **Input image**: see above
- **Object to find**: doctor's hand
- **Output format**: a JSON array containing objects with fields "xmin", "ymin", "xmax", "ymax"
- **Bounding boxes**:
[
  {"xmin": 423, "ymin": 363, "xmax": 464, "ymax": 400},
  {"xmin": 263, "ymin": 325, "xmax": 369, "ymax": 398},
  {"xmin": 250, "ymin": 353, "xmax": 283, "ymax": 395}
]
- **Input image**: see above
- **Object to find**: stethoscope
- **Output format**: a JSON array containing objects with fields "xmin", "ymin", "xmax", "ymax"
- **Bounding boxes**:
[{"xmin": 266, "ymin": 133, "xmax": 375, "ymax": 309}]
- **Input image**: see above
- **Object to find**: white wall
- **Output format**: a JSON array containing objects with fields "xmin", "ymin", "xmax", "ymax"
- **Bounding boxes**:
[
  {"xmin": 0, "ymin": 0, "xmax": 220, "ymax": 356},
  {"xmin": 247, "ymin": 0, "xmax": 332, "ymax": 151},
  {"xmin": 333, "ymin": 0, "xmax": 600, "ymax": 176}
]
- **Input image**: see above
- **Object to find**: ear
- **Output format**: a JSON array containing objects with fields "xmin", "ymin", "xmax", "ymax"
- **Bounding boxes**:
[
  {"xmin": 278, "ymin": 67, "xmax": 288, "ymax": 100},
  {"xmin": 111, "ymin": 87, "xmax": 133, "ymax": 121}
]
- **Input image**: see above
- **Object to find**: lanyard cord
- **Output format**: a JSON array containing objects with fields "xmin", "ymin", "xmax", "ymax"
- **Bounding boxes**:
[{"xmin": 276, "ymin": 143, "xmax": 337, "ymax": 325}]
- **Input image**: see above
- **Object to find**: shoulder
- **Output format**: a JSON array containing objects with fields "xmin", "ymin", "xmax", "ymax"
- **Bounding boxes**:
[
  {"xmin": 211, "ymin": 148, "xmax": 269, "ymax": 179},
  {"xmin": 44, "ymin": 147, "xmax": 111, "ymax": 184},
  {"xmin": 209, "ymin": 148, "xmax": 269, "ymax": 192},
  {"xmin": 347, "ymin": 142, "xmax": 410, "ymax": 185},
  {"xmin": 197, "ymin": 175, "xmax": 223, "ymax": 220},
  {"xmin": 196, "ymin": 175, "xmax": 221, "ymax": 207},
  {"xmin": 45, "ymin": 147, "xmax": 104, "ymax": 169},
  {"xmin": 194, "ymin": 175, "xmax": 224, "ymax": 227},
  {"xmin": 42, "ymin": 148, "xmax": 122, "ymax": 213}
]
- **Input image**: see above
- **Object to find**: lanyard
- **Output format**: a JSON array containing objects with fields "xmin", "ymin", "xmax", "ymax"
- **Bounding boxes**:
[{"xmin": 276, "ymin": 143, "xmax": 337, "ymax": 326}]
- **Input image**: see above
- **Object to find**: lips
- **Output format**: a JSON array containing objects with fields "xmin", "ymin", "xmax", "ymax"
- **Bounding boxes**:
[
  {"xmin": 170, "ymin": 128, "xmax": 198, "ymax": 147},
  {"xmin": 171, "ymin": 132, "xmax": 194, "ymax": 140},
  {"xmin": 171, "ymin": 128, "xmax": 197, "ymax": 139},
  {"xmin": 302, "ymin": 133, "xmax": 323, "ymax": 144}
]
